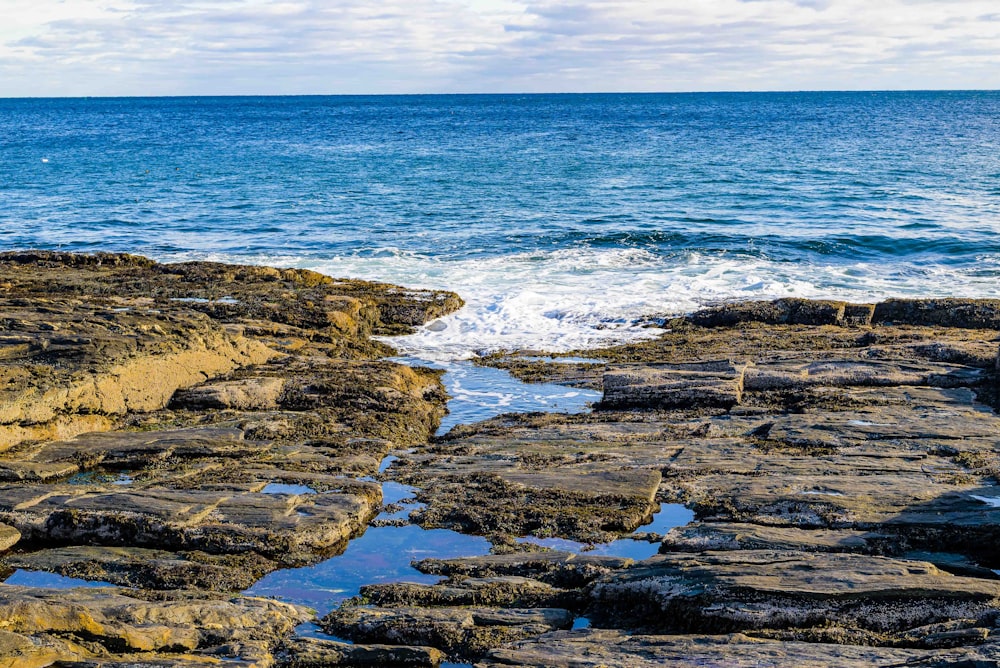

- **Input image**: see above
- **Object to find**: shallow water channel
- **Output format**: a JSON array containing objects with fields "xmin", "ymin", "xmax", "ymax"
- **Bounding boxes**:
[
  {"xmin": 8, "ymin": 357, "xmax": 695, "ymax": 666},
  {"xmin": 246, "ymin": 357, "xmax": 615, "ymax": 615},
  {"xmin": 247, "ymin": 358, "xmax": 694, "ymax": 664}
]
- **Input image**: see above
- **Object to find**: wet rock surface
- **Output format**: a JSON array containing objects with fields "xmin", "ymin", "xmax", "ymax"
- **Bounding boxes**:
[
  {"xmin": 0, "ymin": 252, "xmax": 461, "ymax": 665},
  {"xmin": 0, "ymin": 584, "xmax": 310, "ymax": 665},
  {"xmin": 479, "ymin": 629, "xmax": 1000, "ymax": 667},
  {"xmin": 277, "ymin": 636, "xmax": 446, "ymax": 667},
  {"xmin": 322, "ymin": 604, "xmax": 574, "ymax": 660},
  {"xmin": 5, "ymin": 254, "xmax": 1000, "ymax": 667},
  {"xmin": 375, "ymin": 297, "xmax": 1000, "ymax": 665}
]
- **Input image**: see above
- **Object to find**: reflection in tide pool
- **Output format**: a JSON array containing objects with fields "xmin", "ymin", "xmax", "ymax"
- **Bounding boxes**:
[
  {"xmin": 390, "ymin": 356, "xmax": 602, "ymax": 436},
  {"xmin": 517, "ymin": 503, "xmax": 695, "ymax": 561},
  {"xmin": 245, "ymin": 524, "xmax": 491, "ymax": 616},
  {"xmin": 261, "ymin": 482, "xmax": 317, "ymax": 495},
  {"xmin": 246, "ymin": 352, "xmax": 688, "ymax": 668},
  {"xmin": 5, "ymin": 570, "xmax": 115, "ymax": 589}
]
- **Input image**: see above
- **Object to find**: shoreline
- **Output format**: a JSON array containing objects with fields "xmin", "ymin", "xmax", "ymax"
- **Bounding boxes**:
[{"xmin": 1, "ymin": 251, "xmax": 1000, "ymax": 666}]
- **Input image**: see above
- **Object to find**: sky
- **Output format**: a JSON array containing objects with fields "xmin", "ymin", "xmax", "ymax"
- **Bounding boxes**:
[{"xmin": 1, "ymin": 0, "xmax": 998, "ymax": 96}]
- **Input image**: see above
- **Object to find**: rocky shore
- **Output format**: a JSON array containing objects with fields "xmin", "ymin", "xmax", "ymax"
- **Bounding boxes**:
[
  {"xmin": 2, "ymin": 252, "xmax": 1000, "ymax": 666},
  {"xmin": 0, "ymin": 251, "xmax": 462, "ymax": 666}
]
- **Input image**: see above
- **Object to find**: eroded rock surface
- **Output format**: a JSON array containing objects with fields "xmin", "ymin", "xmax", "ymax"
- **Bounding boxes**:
[
  {"xmin": 6, "ymin": 255, "xmax": 1000, "ymax": 667},
  {"xmin": 362, "ymin": 297, "xmax": 1000, "ymax": 666},
  {"xmin": 0, "ymin": 584, "xmax": 310, "ymax": 665},
  {"xmin": 0, "ymin": 252, "xmax": 462, "ymax": 666},
  {"xmin": 479, "ymin": 629, "xmax": 1000, "ymax": 668},
  {"xmin": 322, "ymin": 605, "xmax": 573, "ymax": 660}
]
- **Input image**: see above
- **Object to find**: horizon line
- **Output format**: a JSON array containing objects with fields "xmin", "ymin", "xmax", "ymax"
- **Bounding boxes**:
[{"xmin": 2, "ymin": 88, "xmax": 999, "ymax": 101}]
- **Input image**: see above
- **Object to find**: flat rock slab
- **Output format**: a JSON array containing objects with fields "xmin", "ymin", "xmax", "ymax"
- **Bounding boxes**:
[
  {"xmin": 590, "ymin": 551, "xmax": 1000, "ymax": 637},
  {"xmin": 322, "ymin": 606, "xmax": 574, "ymax": 659},
  {"xmin": 18, "ymin": 426, "xmax": 256, "ymax": 470},
  {"xmin": 0, "ymin": 482, "xmax": 380, "ymax": 562},
  {"xmin": 359, "ymin": 576, "xmax": 578, "ymax": 610},
  {"xmin": 480, "ymin": 629, "xmax": 1000, "ymax": 668},
  {"xmin": 278, "ymin": 636, "xmax": 445, "ymax": 667},
  {"xmin": 5, "ymin": 546, "xmax": 275, "ymax": 591},
  {"xmin": 743, "ymin": 359, "xmax": 981, "ymax": 392},
  {"xmin": 397, "ymin": 452, "xmax": 662, "ymax": 543},
  {"xmin": 498, "ymin": 468, "xmax": 660, "ymax": 503},
  {"xmin": 661, "ymin": 522, "xmax": 883, "ymax": 554},
  {"xmin": 600, "ymin": 357, "xmax": 981, "ymax": 412},
  {"xmin": 414, "ymin": 552, "xmax": 633, "ymax": 588},
  {"xmin": 760, "ymin": 402, "xmax": 1000, "ymax": 447},
  {"xmin": 0, "ymin": 583, "xmax": 309, "ymax": 657},
  {"xmin": 601, "ymin": 361, "xmax": 747, "ymax": 409}
]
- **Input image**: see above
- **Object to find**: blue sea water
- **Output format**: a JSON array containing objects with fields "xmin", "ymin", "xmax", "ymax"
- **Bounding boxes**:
[{"xmin": 2, "ymin": 91, "xmax": 999, "ymax": 358}]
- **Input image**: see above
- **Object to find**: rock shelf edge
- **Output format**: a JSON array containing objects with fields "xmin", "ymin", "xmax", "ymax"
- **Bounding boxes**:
[{"xmin": 1, "ymin": 251, "xmax": 1000, "ymax": 666}]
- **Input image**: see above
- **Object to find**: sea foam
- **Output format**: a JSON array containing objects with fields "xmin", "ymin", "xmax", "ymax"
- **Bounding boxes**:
[{"xmin": 188, "ymin": 246, "xmax": 1000, "ymax": 362}]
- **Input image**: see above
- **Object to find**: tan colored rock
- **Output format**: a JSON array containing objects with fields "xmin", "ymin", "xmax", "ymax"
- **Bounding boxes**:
[
  {"xmin": 6, "ymin": 546, "xmax": 274, "ymax": 591},
  {"xmin": 0, "ymin": 584, "xmax": 309, "ymax": 660},
  {"xmin": 872, "ymin": 298, "xmax": 1000, "ymax": 329},
  {"xmin": 0, "ymin": 628, "xmax": 83, "ymax": 668},
  {"xmin": 1, "ymin": 482, "xmax": 380, "ymax": 562},
  {"xmin": 0, "ymin": 307, "xmax": 273, "ymax": 452},
  {"xmin": 172, "ymin": 377, "xmax": 285, "ymax": 410},
  {"xmin": 0, "ymin": 585, "xmax": 199, "ymax": 652},
  {"xmin": 0, "ymin": 523, "xmax": 19, "ymax": 553},
  {"xmin": 0, "ymin": 415, "xmax": 115, "ymax": 459}
]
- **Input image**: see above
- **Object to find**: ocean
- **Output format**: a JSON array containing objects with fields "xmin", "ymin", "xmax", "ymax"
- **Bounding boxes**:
[{"xmin": 2, "ymin": 91, "xmax": 999, "ymax": 360}]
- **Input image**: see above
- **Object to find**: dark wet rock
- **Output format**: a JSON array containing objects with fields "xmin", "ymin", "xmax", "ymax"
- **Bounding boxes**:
[
  {"xmin": 589, "ymin": 551, "xmax": 1000, "ymax": 641},
  {"xmin": 689, "ymin": 298, "xmax": 853, "ymax": 328},
  {"xmin": 0, "ymin": 524, "xmax": 19, "ymax": 553},
  {"xmin": 600, "ymin": 361, "xmax": 747, "ymax": 409},
  {"xmin": 413, "ymin": 552, "xmax": 633, "ymax": 588},
  {"xmin": 322, "ymin": 605, "xmax": 573, "ymax": 660},
  {"xmin": 359, "ymin": 576, "xmax": 582, "ymax": 610},
  {"xmin": 0, "ymin": 250, "xmax": 462, "ymax": 340},
  {"xmin": 479, "ymin": 628, "xmax": 1000, "ymax": 668},
  {"xmin": 687, "ymin": 297, "xmax": 1000, "ymax": 331},
  {"xmin": 5, "ymin": 546, "xmax": 276, "ymax": 591},
  {"xmin": 872, "ymin": 298, "xmax": 1000, "ymax": 329},
  {"xmin": 474, "ymin": 355, "xmax": 607, "ymax": 392},
  {"xmin": 277, "ymin": 636, "xmax": 445, "ymax": 667}
]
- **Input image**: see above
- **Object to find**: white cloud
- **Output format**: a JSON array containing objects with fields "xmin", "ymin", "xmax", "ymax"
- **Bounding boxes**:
[{"xmin": 1, "ymin": 0, "xmax": 998, "ymax": 95}]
